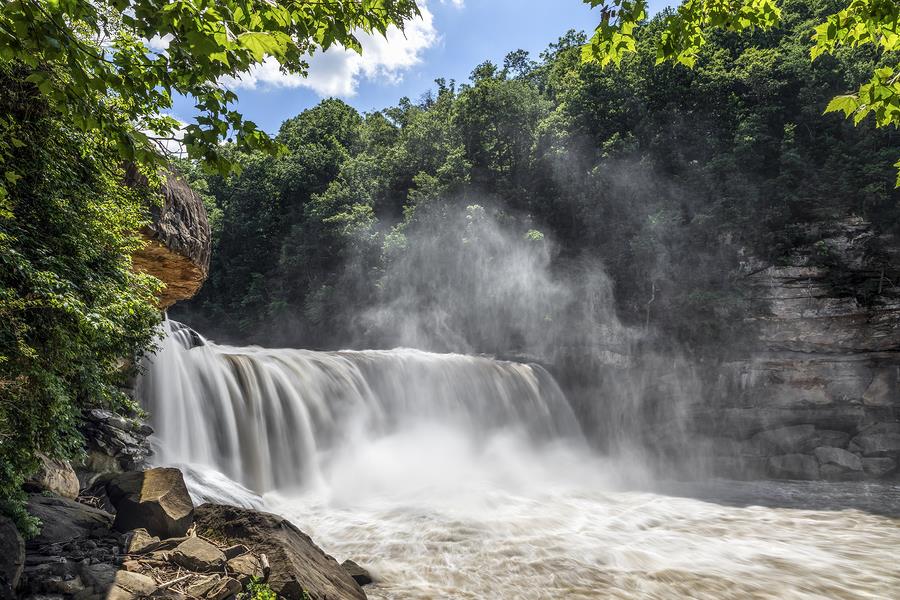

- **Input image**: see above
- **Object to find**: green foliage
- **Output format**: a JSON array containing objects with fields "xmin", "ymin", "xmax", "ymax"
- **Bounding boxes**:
[
  {"xmin": 0, "ymin": 0, "xmax": 419, "ymax": 182},
  {"xmin": 582, "ymin": 0, "xmax": 900, "ymax": 183},
  {"xmin": 0, "ymin": 63, "xmax": 161, "ymax": 533},
  {"xmin": 174, "ymin": 1, "xmax": 898, "ymax": 356},
  {"xmin": 242, "ymin": 577, "xmax": 277, "ymax": 600}
]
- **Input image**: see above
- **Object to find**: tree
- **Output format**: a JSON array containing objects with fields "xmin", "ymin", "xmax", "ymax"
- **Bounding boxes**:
[
  {"xmin": 0, "ymin": 0, "xmax": 420, "ymax": 184},
  {"xmin": 0, "ymin": 0, "xmax": 421, "ymax": 533},
  {"xmin": 0, "ymin": 63, "xmax": 160, "ymax": 534},
  {"xmin": 581, "ymin": 0, "xmax": 900, "ymax": 183}
]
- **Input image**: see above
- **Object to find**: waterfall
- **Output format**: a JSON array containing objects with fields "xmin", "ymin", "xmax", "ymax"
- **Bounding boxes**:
[{"xmin": 138, "ymin": 321, "xmax": 584, "ymax": 493}]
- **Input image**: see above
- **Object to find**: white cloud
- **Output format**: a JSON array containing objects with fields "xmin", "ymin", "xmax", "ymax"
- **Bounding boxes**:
[
  {"xmin": 222, "ymin": 4, "xmax": 438, "ymax": 97},
  {"xmin": 143, "ymin": 114, "xmax": 188, "ymax": 157},
  {"xmin": 146, "ymin": 33, "xmax": 172, "ymax": 52},
  {"xmin": 441, "ymin": 0, "xmax": 465, "ymax": 7}
]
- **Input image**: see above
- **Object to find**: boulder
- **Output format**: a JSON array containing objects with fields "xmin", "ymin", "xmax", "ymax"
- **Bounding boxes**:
[
  {"xmin": 752, "ymin": 425, "xmax": 817, "ymax": 454},
  {"xmin": 195, "ymin": 504, "xmax": 366, "ymax": 600},
  {"xmin": 850, "ymin": 432, "xmax": 900, "ymax": 456},
  {"xmin": 25, "ymin": 454, "xmax": 80, "ymax": 499},
  {"xmin": 227, "ymin": 554, "xmax": 263, "ymax": 584},
  {"xmin": 857, "ymin": 421, "xmax": 900, "ymax": 436},
  {"xmin": 768, "ymin": 454, "xmax": 820, "ymax": 480},
  {"xmin": 124, "ymin": 529, "xmax": 160, "ymax": 554},
  {"xmin": 820, "ymin": 464, "xmax": 867, "ymax": 481},
  {"xmin": 341, "ymin": 560, "xmax": 373, "ymax": 586},
  {"xmin": 171, "ymin": 537, "xmax": 226, "ymax": 572},
  {"xmin": 79, "ymin": 563, "xmax": 158, "ymax": 600},
  {"xmin": 108, "ymin": 571, "xmax": 159, "ymax": 600},
  {"xmin": 26, "ymin": 495, "xmax": 113, "ymax": 547},
  {"xmin": 0, "ymin": 516, "xmax": 24, "ymax": 600},
  {"xmin": 813, "ymin": 446, "xmax": 862, "ymax": 471},
  {"xmin": 105, "ymin": 468, "xmax": 194, "ymax": 538},
  {"xmin": 811, "ymin": 430, "xmax": 850, "ymax": 450},
  {"xmin": 862, "ymin": 457, "xmax": 897, "ymax": 478},
  {"xmin": 186, "ymin": 575, "xmax": 221, "ymax": 598}
]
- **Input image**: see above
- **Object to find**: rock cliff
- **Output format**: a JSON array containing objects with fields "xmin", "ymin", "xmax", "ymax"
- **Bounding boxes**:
[
  {"xmin": 695, "ymin": 217, "xmax": 900, "ymax": 480},
  {"xmin": 129, "ymin": 168, "xmax": 211, "ymax": 308}
]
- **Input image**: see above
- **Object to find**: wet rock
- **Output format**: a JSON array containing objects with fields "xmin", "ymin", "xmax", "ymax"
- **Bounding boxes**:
[
  {"xmin": 752, "ymin": 425, "xmax": 817, "ymax": 454},
  {"xmin": 710, "ymin": 455, "xmax": 769, "ymax": 479},
  {"xmin": 105, "ymin": 468, "xmax": 194, "ymax": 538},
  {"xmin": 124, "ymin": 529, "xmax": 160, "ymax": 555},
  {"xmin": 819, "ymin": 464, "xmax": 867, "ymax": 481},
  {"xmin": 768, "ymin": 454, "xmax": 820, "ymax": 480},
  {"xmin": 813, "ymin": 446, "xmax": 862, "ymax": 471},
  {"xmin": 195, "ymin": 504, "xmax": 366, "ymax": 600},
  {"xmin": 862, "ymin": 457, "xmax": 897, "ymax": 478},
  {"xmin": 0, "ymin": 516, "xmax": 24, "ymax": 600},
  {"xmin": 26, "ymin": 495, "xmax": 113, "ymax": 547},
  {"xmin": 88, "ymin": 409, "xmax": 132, "ymax": 433},
  {"xmin": 341, "ymin": 560, "xmax": 373, "ymax": 586},
  {"xmin": 850, "ymin": 432, "xmax": 900, "ymax": 456},
  {"xmin": 171, "ymin": 537, "xmax": 226, "ymax": 572},
  {"xmin": 24, "ymin": 454, "xmax": 80, "ymax": 500}
]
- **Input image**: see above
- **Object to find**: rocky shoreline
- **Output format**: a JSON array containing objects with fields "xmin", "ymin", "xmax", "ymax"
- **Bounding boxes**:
[{"xmin": 2, "ymin": 466, "xmax": 372, "ymax": 600}]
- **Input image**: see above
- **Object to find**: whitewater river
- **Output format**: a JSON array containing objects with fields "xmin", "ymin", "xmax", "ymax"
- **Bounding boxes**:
[
  {"xmin": 146, "ymin": 323, "xmax": 900, "ymax": 599},
  {"xmin": 185, "ymin": 426, "xmax": 900, "ymax": 600}
]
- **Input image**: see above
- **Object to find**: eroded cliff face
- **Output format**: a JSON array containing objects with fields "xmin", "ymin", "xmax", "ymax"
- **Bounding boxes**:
[
  {"xmin": 131, "ymin": 172, "xmax": 211, "ymax": 308},
  {"xmin": 696, "ymin": 217, "xmax": 900, "ymax": 480}
]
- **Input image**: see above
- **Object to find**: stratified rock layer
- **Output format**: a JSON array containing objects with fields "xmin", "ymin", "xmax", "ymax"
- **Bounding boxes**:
[
  {"xmin": 699, "ymin": 218, "xmax": 900, "ymax": 480},
  {"xmin": 129, "ymin": 168, "xmax": 210, "ymax": 308}
]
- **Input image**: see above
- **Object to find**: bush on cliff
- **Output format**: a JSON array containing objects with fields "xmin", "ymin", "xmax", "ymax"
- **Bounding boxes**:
[{"xmin": 0, "ymin": 63, "xmax": 161, "ymax": 535}]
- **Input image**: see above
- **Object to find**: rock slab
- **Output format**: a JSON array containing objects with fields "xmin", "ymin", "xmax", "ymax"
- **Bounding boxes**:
[
  {"xmin": 171, "ymin": 536, "xmax": 227, "ymax": 572},
  {"xmin": 195, "ymin": 503, "xmax": 366, "ymax": 600}
]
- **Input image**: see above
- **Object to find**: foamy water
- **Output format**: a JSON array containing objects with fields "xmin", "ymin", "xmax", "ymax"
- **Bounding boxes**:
[
  {"xmin": 271, "ymin": 487, "xmax": 900, "ymax": 600},
  {"xmin": 183, "ymin": 426, "xmax": 900, "ymax": 600}
]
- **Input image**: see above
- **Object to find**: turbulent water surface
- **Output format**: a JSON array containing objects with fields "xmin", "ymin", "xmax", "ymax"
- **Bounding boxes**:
[{"xmin": 143, "ymin": 323, "xmax": 900, "ymax": 599}]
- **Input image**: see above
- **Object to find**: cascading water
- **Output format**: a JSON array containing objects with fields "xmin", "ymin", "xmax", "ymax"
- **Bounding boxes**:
[
  {"xmin": 139, "ymin": 321, "xmax": 900, "ymax": 599},
  {"xmin": 139, "ymin": 320, "xmax": 584, "ymax": 493}
]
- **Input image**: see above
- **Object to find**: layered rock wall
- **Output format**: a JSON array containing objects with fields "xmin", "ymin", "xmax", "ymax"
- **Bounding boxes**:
[
  {"xmin": 696, "ymin": 218, "xmax": 900, "ymax": 480},
  {"xmin": 129, "ymin": 168, "xmax": 211, "ymax": 308}
]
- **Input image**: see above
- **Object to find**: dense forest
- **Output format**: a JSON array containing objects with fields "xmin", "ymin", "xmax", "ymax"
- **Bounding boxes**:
[{"xmin": 174, "ymin": 0, "xmax": 899, "ymax": 356}]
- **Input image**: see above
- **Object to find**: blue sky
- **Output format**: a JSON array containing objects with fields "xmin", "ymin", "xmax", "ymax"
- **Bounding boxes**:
[{"xmin": 173, "ymin": 1, "xmax": 673, "ymax": 135}]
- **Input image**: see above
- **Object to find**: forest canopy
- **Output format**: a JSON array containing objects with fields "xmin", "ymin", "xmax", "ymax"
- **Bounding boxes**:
[
  {"xmin": 582, "ymin": 0, "xmax": 900, "ymax": 183},
  {"xmin": 174, "ymin": 0, "xmax": 899, "ymax": 359}
]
